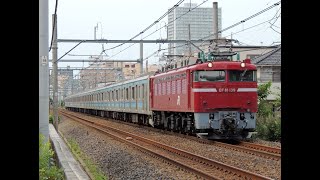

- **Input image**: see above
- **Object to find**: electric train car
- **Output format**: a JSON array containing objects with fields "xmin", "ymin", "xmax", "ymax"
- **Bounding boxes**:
[{"xmin": 65, "ymin": 58, "xmax": 257, "ymax": 139}]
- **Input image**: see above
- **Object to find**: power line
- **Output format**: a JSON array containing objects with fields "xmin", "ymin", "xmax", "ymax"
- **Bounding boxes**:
[
  {"xmin": 199, "ymin": 1, "xmax": 281, "ymax": 41},
  {"xmin": 103, "ymin": 0, "xmax": 185, "ymax": 52},
  {"xmin": 223, "ymin": 17, "xmax": 278, "ymax": 39},
  {"xmin": 49, "ymin": 0, "xmax": 58, "ymax": 52},
  {"xmin": 57, "ymin": 41, "xmax": 86, "ymax": 62},
  {"xmin": 103, "ymin": 0, "xmax": 209, "ymax": 61},
  {"xmin": 168, "ymin": 2, "xmax": 281, "ymax": 56},
  {"xmin": 143, "ymin": 0, "xmax": 210, "ymax": 40}
]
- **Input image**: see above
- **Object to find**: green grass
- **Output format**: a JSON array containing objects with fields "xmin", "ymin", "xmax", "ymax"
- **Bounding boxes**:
[
  {"xmin": 39, "ymin": 134, "xmax": 64, "ymax": 180},
  {"xmin": 66, "ymin": 138, "xmax": 107, "ymax": 180}
]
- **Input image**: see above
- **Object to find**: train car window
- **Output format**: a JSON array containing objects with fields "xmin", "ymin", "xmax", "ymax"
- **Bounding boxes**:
[
  {"xmin": 229, "ymin": 70, "xmax": 257, "ymax": 82},
  {"xmin": 116, "ymin": 90, "xmax": 118, "ymax": 101},
  {"xmin": 142, "ymin": 84, "xmax": 145, "ymax": 99},
  {"xmin": 126, "ymin": 88, "xmax": 128, "ymax": 100},
  {"xmin": 136, "ymin": 85, "xmax": 138, "ymax": 99},
  {"xmin": 194, "ymin": 70, "xmax": 225, "ymax": 82},
  {"xmin": 140, "ymin": 85, "xmax": 142, "ymax": 99}
]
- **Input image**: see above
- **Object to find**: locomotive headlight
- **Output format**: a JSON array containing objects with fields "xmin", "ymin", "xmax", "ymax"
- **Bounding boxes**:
[
  {"xmin": 208, "ymin": 62, "xmax": 213, "ymax": 67},
  {"xmin": 240, "ymin": 62, "xmax": 246, "ymax": 68}
]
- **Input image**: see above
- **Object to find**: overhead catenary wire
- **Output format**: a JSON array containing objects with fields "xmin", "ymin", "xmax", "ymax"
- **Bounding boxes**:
[
  {"xmin": 104, "ymin": 0, "xmax": 209, "ymax": 61},
  {"xmin": 143, "ymin": 0, "xmax": 210, "ymax": 40},
  {"xmin": 102, "ymin": 0, "xmax": 186, "ymax": 52},
  {"xmin": 152, "ymin": 1, "xmax": 281, "ymax": 62},
  {"xmin": 198, "ymin": 1, "xmax": 281, "ymax": 43},
  {"xmin": 57, "ymin": 41, "xmax": 86, "ymax": 62}
]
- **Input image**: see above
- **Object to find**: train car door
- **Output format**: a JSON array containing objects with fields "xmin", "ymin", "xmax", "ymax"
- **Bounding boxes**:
[{"xmin": 187, "ymin": 69, "xmax": 191, "ymax": 110}]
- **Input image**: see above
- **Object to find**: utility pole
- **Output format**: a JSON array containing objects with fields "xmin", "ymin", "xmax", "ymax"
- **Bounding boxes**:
[
  {"xmin": 94, "ymin": 25, "xmax": 97, "ymax": 40},
  {"xmin": 140, "ymin": 42, "xmax": 143, "ymax": 75},
  {"xmin": 188, "ymin": 24, "xmax": 191, "ymax": 55},
  {"xmin": 146, "ymin": 59, "xmax": 148, "ymax": 73},
  {"xmin": 39, "ymin": 0, "xmax": 49, "ymax": 140},
  {"xmin": 52, "ymin": 14, "xmax": 59, "ymax": 131},
  {"xmin": 187, "ymin": 24, "xmax": 192, "ymax": 66}
]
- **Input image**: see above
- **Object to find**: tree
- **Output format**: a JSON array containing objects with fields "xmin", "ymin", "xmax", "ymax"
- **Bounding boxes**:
[{"xmin": 257, "ymin": 81, "xmax": 272, "ymax": 118}]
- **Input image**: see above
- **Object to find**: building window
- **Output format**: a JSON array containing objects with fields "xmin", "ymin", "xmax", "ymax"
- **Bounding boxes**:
[
  {"xmin": 272, "ymin": 66, "xmax": 281, "ymax": 82},
  {"xmin": 259, "ymin": 66, "xmax": 281, "ymax": 82}
]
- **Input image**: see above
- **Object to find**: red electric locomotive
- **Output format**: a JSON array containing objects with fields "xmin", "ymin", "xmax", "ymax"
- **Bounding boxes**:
[{"xmin": 150, "ymin": 58, "xmax": 257, "ymax": 139}]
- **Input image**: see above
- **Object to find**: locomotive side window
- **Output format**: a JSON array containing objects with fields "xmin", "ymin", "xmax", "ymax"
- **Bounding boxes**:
[
  {"xmin": 229, "ymin": 70, "xmax": 257, "ymax": 82},
  {"xmin": 172, "ymin": 81, "xmax": 176, "ymax": 94},
  {"xmin": 194, "ymin": 71, "xmax": 225, "ymax": 82}
]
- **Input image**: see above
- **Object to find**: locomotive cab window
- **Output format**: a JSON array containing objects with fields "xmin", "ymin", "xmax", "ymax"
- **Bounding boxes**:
[
  {"xmin": 229, "ymin": 70, "xmax": 257, "ymax": 82},
  {"xmin": 194, "ymin": 70, "xmax": 225, "ymax": 82}
]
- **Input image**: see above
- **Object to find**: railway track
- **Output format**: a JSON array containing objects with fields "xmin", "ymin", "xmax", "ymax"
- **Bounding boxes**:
[
  {"xmin": 60, "ymin": 110, "xmax": 274, "ymax": 180},
  {"xmin": 61, "ymin": 109, "xmax": 280, "ymax": 161},
  {"xmin": 186, "ymin": 137, "xmax": 281, "ymax": 161},
  {"xmin": 237, "ymin": 141, "xmax": 280, "ymax": 155}
]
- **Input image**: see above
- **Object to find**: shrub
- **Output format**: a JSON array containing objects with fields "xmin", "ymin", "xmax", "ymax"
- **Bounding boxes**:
[
  {"xmin": 39, "ymin": 134, "xmax": 64, "ymax": 180},
  {"xmin": 49, "ymin": 115, "xmax": 61, "ymax": 124},
  {"xmin": 49, "ymin": 115, "xmax": 53, "ymax": 124},
  {"xmin": 256, "ymin": 116, "xmax": 281, "ymax": 141}
]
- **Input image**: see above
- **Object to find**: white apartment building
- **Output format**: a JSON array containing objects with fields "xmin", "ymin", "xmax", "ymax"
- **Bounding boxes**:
[{"xmin": 168, "ymin": 3, "xmax": 222, "ymax": 55}]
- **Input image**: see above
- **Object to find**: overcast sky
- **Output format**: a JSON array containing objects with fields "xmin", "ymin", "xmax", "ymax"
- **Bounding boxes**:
[{"xmin": 48, "ymin": 0, "xmax": 281, "ymax": 73}]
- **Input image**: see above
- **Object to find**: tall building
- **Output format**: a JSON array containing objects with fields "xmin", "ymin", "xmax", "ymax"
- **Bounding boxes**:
[
  {"xmin": 49, "ymin": 66, "xmax": 73, "ymax": 100},
  {"xmin": 168, "ymin": 3, "xmax": 222, "ymax": 56}
]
